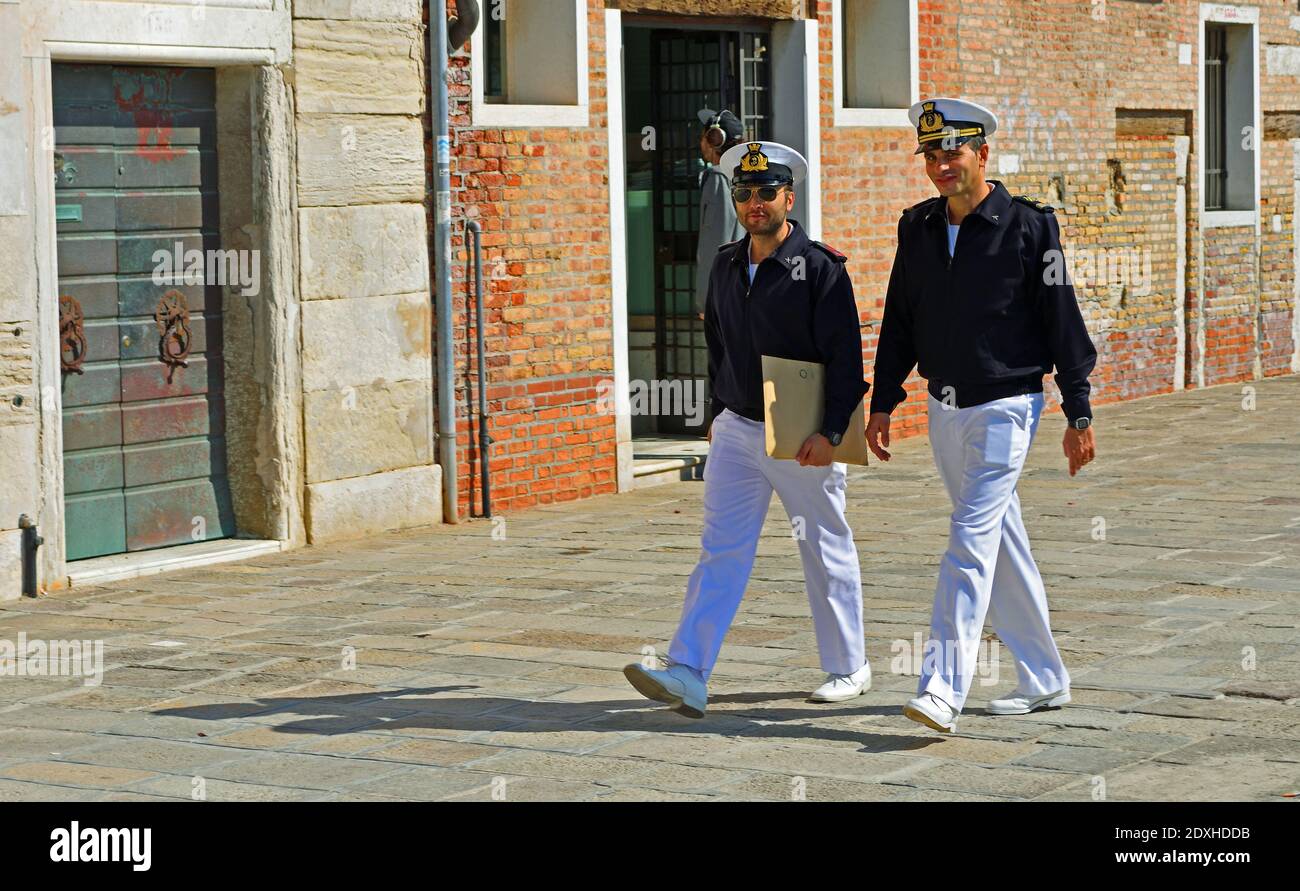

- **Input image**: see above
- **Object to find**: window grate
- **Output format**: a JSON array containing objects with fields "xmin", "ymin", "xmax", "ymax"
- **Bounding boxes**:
[
  {"xmin": 1205, "ymin": 24, "xmax": 1227, "ymax": 211},
  {"xmin": 644, "ymin": 28, "xmax": 770, "ymax": 433},
  {"xmin": 485, "ymin": 10, "xmax": 505, "ymax": 102}
]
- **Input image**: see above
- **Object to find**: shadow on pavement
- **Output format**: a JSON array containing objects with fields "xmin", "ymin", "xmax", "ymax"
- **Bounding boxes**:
[{"xmin": 153, "ymin": 685, "xmax": 946, "ymax": 754}]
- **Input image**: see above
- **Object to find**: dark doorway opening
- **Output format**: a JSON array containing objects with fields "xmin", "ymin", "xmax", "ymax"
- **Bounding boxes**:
[{"xmin": 623, "ymin": 24, "xmax": 771, "ymax": 436}]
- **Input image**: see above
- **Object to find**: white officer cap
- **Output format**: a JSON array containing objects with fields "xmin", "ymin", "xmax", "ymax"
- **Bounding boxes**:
[
  {"xmin": 908, "ymin": 97, "xmax": 998, "ymax": 154},
  {"xmin": 717, "ymin": 140, "xmax": 808, "ymax": 186}
]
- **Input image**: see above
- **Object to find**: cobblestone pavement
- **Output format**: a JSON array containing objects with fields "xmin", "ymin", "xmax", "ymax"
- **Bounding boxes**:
[{"xmin": 2, "ymin": 377, "xmax": 1298, "ymax": 802}]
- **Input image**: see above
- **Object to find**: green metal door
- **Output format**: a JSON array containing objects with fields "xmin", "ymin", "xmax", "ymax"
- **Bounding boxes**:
[{"xmin": 54, "ymin": 63, "xmax": 234, "ymax": 561}]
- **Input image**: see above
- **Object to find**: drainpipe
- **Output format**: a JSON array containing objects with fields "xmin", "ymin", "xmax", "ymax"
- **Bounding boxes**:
[
  {"xmin": 429, "ymin": 0, "xmax": 480, "ymax": 524},
  {"xmin": 467, "ymin": 219, "xmax": 492, "ymax": 517}
]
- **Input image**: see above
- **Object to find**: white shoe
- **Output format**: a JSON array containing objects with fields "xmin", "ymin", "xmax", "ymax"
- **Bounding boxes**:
[
  {"xmin": 903, "ymin": 692, "xmax": 957, "ymax": 733},
  {"xmin": 986, "ymin": 689, "xmax": 1071, "ymax": 715},
  {"xmin": 622, "ymin": 662, "xmax": 708, "ymax": 718},
  {"xmin": 809, "ymin": 662, "xmax": 872, "ymax": 702}
]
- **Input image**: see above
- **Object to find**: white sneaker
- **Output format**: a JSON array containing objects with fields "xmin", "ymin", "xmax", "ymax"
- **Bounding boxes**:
[
  {"xmin": 986, "ymin": 689, "xmax": 1071, "ymax": 715},
  {"xmin": 622, "ymin": 661, "xmax": 708, "ymax": 718},
  {"xmin": 903, "ymin": 692, "xmax": 957, "ymax": 733},
  {"xmin": 809, "ymin": 662, "xmax": 872, "ymax": 702}
]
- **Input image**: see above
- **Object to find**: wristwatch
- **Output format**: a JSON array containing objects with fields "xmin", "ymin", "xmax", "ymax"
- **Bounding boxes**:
[
  {"xmin": 1071, "ymin": 417, "xmax": 1092, "ymax": 430},
  {"xmin": 822, "ymin": 429, "xmax": 844, "ymax": 446}
]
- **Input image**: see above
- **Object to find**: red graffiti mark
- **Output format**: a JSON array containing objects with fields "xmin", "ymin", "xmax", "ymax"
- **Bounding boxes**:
[{"xmin": 113, "ymin": 70, "xmax": 184, "ymax": 164}]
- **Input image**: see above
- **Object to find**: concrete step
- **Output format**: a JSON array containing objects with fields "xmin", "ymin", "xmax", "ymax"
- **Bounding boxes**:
[
  {"xmin": 66, "ymin": 538, "xmax": 285, "ymax": 588},
  {"xmin": 632, "ymin": 435, "xmax": 708, "ymax": 489}
]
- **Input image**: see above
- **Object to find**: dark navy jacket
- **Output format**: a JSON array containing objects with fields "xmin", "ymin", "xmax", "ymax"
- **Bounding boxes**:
[
  {"xmin": 704, "ymin": 218, "xmax": 869, "ymax": 436},
  {"xmin": 869, "ymin": 180, "xmax": 1097, "ymax": 422}
]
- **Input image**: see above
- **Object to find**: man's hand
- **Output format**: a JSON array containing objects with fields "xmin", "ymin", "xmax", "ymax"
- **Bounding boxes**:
[
  {"xmin": 795, "ymin": 433, "xmax": 834, "ymax": 467},
  {"xmin": 866, "ymin": 412, "xmax": 892, "ymax": 462},
  {"xmin": 1063, "ymin": 425, "xmax": 1096, "ymax": 476},
  {"xmin": 706, "ymin": 421, "xmax": 713, "ymax": 443}
]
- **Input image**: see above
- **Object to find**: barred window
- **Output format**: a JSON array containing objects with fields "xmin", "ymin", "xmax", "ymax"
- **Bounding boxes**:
[
  {"xmin": 1204, "ymin": 24, "xmax": 1227, "ymax": 212},
  {"xmin": 1202, "ymin": 18, "xmax": 1257, "ymax": 218}
]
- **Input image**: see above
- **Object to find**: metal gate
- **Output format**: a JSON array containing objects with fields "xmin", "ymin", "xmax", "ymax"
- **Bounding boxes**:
[
  {"xmin": 648, "ymin": 28, "xmax": 770, "ymax": 434},
  {"xmin": 54, "ymin": 63, "xmax": 235, "ymax": 561}
]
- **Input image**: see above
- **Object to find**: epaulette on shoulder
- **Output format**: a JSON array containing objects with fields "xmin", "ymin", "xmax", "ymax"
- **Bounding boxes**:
[
  {"xmin": 717, "ymin": 238, "xmax": 743, "ymax": 251},
  {"xmin": 902, "ymin": 196, "xmax": 941, "ymax": 220},
  {"xmin": 1013, "ymin": 195, "xmax": 1055, "ymax": 213},
  {"xmin": 810, "ymin": 241, "xmax": 847, "ymax": 263}
]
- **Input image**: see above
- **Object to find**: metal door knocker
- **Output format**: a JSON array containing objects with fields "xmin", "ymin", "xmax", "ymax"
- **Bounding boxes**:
[
  {"xmin": 154, "ymin": 289, "xmax": 192, "ymax": 382},
  {"xmin": 53, "ymin": 151, "xmax": 78, "ymax": 187},
  {"xmin": 59, "ymin": 295, "xmax": 87, "ymax": 375}
]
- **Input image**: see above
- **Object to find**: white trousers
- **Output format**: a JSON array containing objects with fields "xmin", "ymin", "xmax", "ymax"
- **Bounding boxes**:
[
  {"xmin": 918, "ymin": 393, "xmax": 1070, "ymax": 712},
  {"xmin": 669, "ymin": 409, "xmax": 866, "ymax": 680}
]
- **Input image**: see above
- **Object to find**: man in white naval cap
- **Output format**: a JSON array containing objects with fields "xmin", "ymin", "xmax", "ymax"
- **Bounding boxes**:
[
  {"xmin": 623, "ymin": 140, "xmax": 872, "ymax": 718},
  {"xmin": 867, "ymin": 98, "xmax": 1098, "ymax": 733}
]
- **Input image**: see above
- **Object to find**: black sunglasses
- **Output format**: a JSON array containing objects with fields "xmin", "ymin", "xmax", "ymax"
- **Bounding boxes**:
[{"xmin": 731, "ymin": 185, "xmax": 786, "ymax": 203}]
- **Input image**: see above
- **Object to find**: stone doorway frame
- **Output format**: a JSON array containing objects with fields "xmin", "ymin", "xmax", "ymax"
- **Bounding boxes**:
[{"xmin": 29, "ymin": 42, "xmax": 304, "ymax": 591}]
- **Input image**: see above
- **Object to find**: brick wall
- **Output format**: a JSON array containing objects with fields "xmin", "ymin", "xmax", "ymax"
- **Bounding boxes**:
[
  {"xmin": 431, "ymin": 0, "xmax": 618, "ymax": 516},
  {"xmin": 1202, "ymin": 226, "xmax": 1260, "ymax": 384},
  {"xmin": 1261, "ymin": 139, "xmax": 1297, "ymax": 375},
  {"xmin": 820, "ymin": 0, "xmax": 1298, "ymax": 424},
  {"xmin": 430, "ymin": 0, "xmax": 1299, "ymax": 513},
  {"xmin": 816, "ymin": 1, "xmax": 937, "ymax": 438}
]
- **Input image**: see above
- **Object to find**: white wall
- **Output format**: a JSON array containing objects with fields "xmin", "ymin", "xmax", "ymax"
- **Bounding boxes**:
[{"xmin": 770, "ymin": 19, "xmax": 821, "ymax": 241}]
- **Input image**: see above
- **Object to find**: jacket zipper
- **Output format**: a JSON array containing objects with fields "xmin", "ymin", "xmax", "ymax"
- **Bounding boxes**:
[{"xmin": 944, "ymin": 217, "xmax": 957, "ymax": 388}]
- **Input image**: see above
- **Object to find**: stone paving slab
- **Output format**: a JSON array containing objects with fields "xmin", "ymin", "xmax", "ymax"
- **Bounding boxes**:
[{"xmin": 0, "ymin": 376, "xmax": 1297, "ymax": 801}]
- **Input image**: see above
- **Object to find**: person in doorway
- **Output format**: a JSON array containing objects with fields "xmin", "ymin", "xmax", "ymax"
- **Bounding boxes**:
[
  {"xmin": 866, "ymin": 97, "xmax": 1097, "ymax": 734},
  {"xmin": 623, "ymin": 140, "xmax": 872, "ymax": 718},
  {"xmin": 694, "ymin": 108, "xmax": 746, "ymax": 320}
]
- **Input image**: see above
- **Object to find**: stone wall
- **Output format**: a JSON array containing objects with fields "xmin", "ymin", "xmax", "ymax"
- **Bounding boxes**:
[
  {"xmin": 292, "ymin": 0, "xmax": 442, "ymax": 541},
  {"xmin": 217, "ymin": 65, "xmax": 307, "ymax": 547},
  {"xmin": 0, "ymin": 0, "xmax": 298, "ymax": 598},
  {"xmin": 1, "ymin": 0, "xmax": 44, "ymax": 598}
]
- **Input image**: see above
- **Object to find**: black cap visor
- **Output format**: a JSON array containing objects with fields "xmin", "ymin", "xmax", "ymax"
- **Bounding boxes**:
[{"xmin": 732, "ymin": 163, "xmax": 793, "ymax": 186}]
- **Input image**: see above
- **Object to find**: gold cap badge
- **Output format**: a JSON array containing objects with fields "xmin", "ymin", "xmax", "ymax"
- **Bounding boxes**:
[
  {"xmin": 739, "ymin": 143, "xmax": 769, "ymax": 173},
  {"xmin": 918, "ymin": 102, "xmax": 944, "ymax": 134}
]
